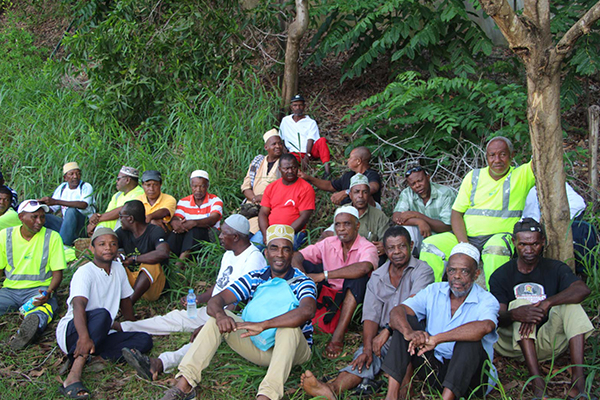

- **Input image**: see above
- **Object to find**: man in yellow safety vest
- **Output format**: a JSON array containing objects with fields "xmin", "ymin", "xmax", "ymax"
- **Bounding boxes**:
[
  {"xmin": 420, "ymin": 137, "xmax": 535, "ymax": 287},
  {"xmin": 0, "ymin": 199, "xmax": 66, "ymax": 350}
]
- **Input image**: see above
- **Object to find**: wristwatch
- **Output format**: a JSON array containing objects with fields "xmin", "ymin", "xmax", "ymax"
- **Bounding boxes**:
[
  {"xmin": 384, "ymin": 323, "xmax": 393, "ymax": 335},
  {"xmin": 323, "ymin": 270, "xmax": 329, "ymax": 281}
]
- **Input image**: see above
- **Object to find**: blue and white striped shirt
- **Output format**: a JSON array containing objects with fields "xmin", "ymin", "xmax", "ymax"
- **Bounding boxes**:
[{"xmin": 227, "ymin": 266, "xmax": 317, "ymax": 346}]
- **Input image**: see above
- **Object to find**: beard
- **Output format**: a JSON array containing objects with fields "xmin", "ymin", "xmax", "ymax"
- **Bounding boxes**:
[{"xmin": 450, "ymin": 283, "xmax": 473, "ymax": 298}]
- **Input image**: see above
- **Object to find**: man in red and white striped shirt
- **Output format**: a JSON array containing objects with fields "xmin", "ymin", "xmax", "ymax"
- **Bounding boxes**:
[{"xmin": 168, "ymin": 170, "xmax": 223, "ymax": 267}]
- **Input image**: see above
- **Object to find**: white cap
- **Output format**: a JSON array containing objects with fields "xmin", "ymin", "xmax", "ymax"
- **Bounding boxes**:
[
  {"xmin": 334, "ymin": 206, "xmax": 360, "ymax": 220},
  {"xmin": 18, "ymin": 199, "xmax": 50, "ymax": 214},
  {"xmin": 224, "ymin": 214, "xmax": 250, "ymax": 235},
  {"xmin": 449, "ymin": 243, "xmax": 480, "ymax": 264},
  {"xmin": 190, "ymin": 170, "xmax": 209, "ymax": 181}
]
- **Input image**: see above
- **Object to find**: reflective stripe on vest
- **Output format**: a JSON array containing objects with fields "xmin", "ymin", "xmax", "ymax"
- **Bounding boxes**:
[
  {"xmin": 5, "ymin": 227, "xmax": 53, "ymax": 281},
  {"xmin": 465, "ymin": 169, "xmax": 523, "ymax": 218}
]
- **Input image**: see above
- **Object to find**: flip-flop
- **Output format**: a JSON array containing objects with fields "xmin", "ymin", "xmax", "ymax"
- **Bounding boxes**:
[
  {"xmin": 58, "ymin": 381, "xmax": 91, "ymax": 399},
  {"xmin": 121, "ymin": 347, "xmax": 153, "ymax": 381},
  {"xmin": 322, "ymin": 341, "xmax": 344, "ymax": 360},
  {"xmin": 352, "ymin": 377, "xmax": 384, "ymax": 397}
]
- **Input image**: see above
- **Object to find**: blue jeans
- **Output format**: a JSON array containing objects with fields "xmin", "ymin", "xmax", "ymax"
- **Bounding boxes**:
[
  {"xmin": 250, "ymin": 230, "xmax": 306, "ymax": 251},
  {"xmin": 45, "ymin": 208, "xmax": 86, "ymax": 246}
]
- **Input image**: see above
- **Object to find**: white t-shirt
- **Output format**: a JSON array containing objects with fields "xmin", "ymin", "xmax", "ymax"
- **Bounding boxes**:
[
  {"xmin": 56, "ymin": 261, "xmax": 134, "ymax": 354},
  {"xmin": 51, "ymin": 182, "xmax": 95, "ymax": 217},
  {"xmin": 279, "ymin": 114, "xmax": 320, "ymax": 153},
  {"xmin": 212, "ymin": 245, "xmax": 267, "ymax": 296},
  {"xmin": 523, "ymin": 183, "xmax": 586, "ymax": 222}
]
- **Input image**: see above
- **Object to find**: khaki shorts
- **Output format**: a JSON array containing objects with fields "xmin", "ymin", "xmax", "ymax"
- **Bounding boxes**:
[{"xmin": 125, "ymin": 263, "xmax": 165, "ymax": 302}]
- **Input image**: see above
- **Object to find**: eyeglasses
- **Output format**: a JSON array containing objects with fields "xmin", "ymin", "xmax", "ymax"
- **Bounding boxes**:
[
  {"xmin": 405, "ymin": 166, "xmax": 424, "ymax": 177},
  {"xmin": 446, "ymin": 267, "xmax": 472, "ymax": 277},
  {"xmin": 116, "ymin": 176, "xmax": 128, "ymax": 181},
  {"xmin": 118, "ymin": 213, "xmax": 132, "ymax": 219}
]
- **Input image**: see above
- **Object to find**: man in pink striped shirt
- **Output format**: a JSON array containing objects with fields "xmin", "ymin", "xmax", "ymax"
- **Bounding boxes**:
[{"xmin": 168, "ymin": 170, "xmax": 223, "ymax": 267}]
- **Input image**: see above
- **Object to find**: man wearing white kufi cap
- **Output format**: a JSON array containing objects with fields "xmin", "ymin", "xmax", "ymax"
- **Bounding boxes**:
[
  {"xmin": 157, "ymin": 224, "xmax": 317, "ymax": 400},
  {"xmin": 381, "ymin": 242, "xmax": 500, "ymax": 400},
  {"xmin": 320, "ymin": 173, "xmax": 390, "ymax": 258},
  {"xmin": 41, "ymin": 161, "xmax": 95, "ymax": 247},
  {"xmin": 240, "ymin": 129, "xmax": 283, "ymax": 234},
  {"xmin": 120, "ymin": 214, "xmax": 266, "ymax": 381},
  {"xmin": 168, "ymin": 170, "xmax": 223, "ymax": 266},
  {"xmin": 293, "ymin": 206, "xmax": 379, "ymax": 360}
]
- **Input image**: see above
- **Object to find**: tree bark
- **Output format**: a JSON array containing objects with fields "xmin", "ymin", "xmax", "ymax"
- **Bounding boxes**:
[
  {"xmin": 281, "ymin": 0, "xmax": 309, "ymax": 110},
  {"xmin": 477, "ymin": 0, "xmax": 600, "ymax": 268}
]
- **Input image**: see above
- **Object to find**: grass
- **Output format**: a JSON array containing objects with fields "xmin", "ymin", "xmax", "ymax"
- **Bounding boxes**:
[{"xmin": 1, "ymin": 5, "xmax": 599, "ymax": 400}]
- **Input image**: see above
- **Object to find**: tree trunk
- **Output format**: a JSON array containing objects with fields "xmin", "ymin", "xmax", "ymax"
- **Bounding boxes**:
[
  {"xmin": 475, "ymin": 0, "xmax": 600, "ymax": 270},
  {"xmin": 526, "ymin": 65, "xmax": 574, "ymax": 268},
  {"xmin": 281, "ymin": 0, "xmax": 309, "ymax": 111}
]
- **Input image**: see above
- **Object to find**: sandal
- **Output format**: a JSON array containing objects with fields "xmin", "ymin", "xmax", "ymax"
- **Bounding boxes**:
[
  {"xmin": 322, "ymin": 341, "xmax": 344, "ymax": 360},
  {"xmin": 58, "ymin": 381, "xmax": 91, "ymax": 399},
  {"xmin": 352, "ymin": 377, "xmax": 384, "ymax": 397},
  {"xmin": 159, "ymin": 386, "xmax": 196, "ymax": 400},
  {"xmin": 122, "ymin": 347, "xmax": 153, "ymax": 381}
]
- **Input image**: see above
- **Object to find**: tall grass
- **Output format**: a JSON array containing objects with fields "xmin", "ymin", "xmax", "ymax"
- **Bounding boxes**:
[{"xmin": 0, "ymin": 24, "xmax": 278, "ymax": 215}]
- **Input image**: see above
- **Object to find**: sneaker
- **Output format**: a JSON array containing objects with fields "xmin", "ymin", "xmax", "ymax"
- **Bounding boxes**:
[{"xmin": 10, "ymin": 313, "xmax": 40, "ymax": 350}]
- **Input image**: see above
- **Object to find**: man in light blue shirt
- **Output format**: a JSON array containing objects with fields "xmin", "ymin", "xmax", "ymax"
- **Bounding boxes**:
[{"xmin": 381, "ymin": 243, "xmax": 499, "ymax": 400}]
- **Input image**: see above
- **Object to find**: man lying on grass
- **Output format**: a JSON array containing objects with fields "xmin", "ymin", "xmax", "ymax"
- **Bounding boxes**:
[
  {"xmin": 117, "ymin": 214, "xmax": 266, "ymax": 380},
  {"xmin": 157, "ymin": 224, "xmax": 317, "ymax": 400},
  {"xmin": 56, "ymin": 227, "xmax": 152, "ymax": 400}
]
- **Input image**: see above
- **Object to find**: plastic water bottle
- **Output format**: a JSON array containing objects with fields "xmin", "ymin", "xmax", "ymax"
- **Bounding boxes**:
[
  {"xmin": 19, "ymin": 291, "xmax": 47, "ymax": 315},
  {"xmin": 186, "ymin": 289, "xmax": 197, "ymax": 319}
]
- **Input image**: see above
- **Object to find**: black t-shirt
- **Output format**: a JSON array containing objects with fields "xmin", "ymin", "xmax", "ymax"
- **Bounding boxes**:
[
  {"xmin": 330, "ymin": 168, "xmax": 382, "ymax": 205},
  {"xmin": 116, "ymin": 224, "xmax": 167, "ymax": 265},
  {"xmin": 489, "ymin": 257, "xmax": 580, "ymax": 306}
]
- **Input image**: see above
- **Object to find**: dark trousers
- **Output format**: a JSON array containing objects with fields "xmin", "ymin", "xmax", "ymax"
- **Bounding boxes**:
[
  {"xmin": 65, "ymin": 308, "xmax": 152, "ymax": 361},
  {"xmin": 381, "ymin": 315, "xmax": 489, "ymax": 399},
  {"xmin": 167, "ymin": 227, "xmax": 210, "ymax": 256},
  {"xmin": 302, "ymin": 260, "xmax": 369, "ymax": 303}
]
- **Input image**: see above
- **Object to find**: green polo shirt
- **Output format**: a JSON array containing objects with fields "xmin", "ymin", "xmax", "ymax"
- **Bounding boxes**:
[
  {"xmin": 98, "ymin": 185, "xmax": 145, "ymax": 230},
  {"xmin": 394, "ymin": 182, "xmax": 456, "ymax": 225}
]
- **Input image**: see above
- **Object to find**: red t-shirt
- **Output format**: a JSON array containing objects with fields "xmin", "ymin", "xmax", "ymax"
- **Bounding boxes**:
[{"xmin": 261, "ymin": 178, "xmax": 315, "ymax": 227}]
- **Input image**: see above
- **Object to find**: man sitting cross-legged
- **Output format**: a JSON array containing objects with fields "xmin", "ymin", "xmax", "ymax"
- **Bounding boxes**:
[
  {"xmin": 382, "ymin": 243, "xmax": 500, "ymax": 400},
  {"xmin": 301, "ymin": 226, "xmax": 434, "ymax": 399},
  {"xmin": 292, "ymin": 206, "xmax": 378, "ymax": 359},
  {"xmin": 489, "ymin": 218, "xmax": 595, "ymax": 400},
  {"xmin": 116, "ymin": 200, "xmax": 170, "ymax": 304},
  {"xmin": 56, "ymin": 227, "xmax": 152, "ymax": 400},
  {"xmin": 117, "ymin": 215, "xmax": 266, "ymax": 381},
  {"xmin": 157, "ymin": 224, "xmax": 317, "ymax": 400}
]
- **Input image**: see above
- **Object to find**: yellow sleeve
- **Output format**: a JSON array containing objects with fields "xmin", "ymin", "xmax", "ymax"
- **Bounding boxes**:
[
  {"xmin": 48, "ymin": 230, "xmax": 67, "ymax": 271},
  {"xmin": 452, "ymin": 171, "xmax": 474, "ymax": 213}
]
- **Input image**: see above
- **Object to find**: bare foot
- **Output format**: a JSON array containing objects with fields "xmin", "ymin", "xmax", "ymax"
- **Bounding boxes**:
[
  {"xmin": 150, "ymin": 357, "xmax": 164, "ymax": 381},
  {"xmin": 301, "ymin": 370, "xmax": 337, "ymax": 400}
]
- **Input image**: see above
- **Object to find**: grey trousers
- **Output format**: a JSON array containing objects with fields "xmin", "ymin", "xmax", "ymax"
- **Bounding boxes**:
[{"xmin": 0, "ymin": 286, "xmax": 58, "ymax": 330}]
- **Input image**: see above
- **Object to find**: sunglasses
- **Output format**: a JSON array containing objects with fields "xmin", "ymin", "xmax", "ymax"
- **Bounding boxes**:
[{"xmin": 405, "ymin": 166, "xmax": 424, "ymax": 177}]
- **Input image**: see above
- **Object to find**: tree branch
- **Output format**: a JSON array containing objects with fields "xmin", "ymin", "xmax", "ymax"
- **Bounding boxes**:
[
  {"xmin": 556, "ymin": 0, "xmax": 600, "ymax": 57},
  {"xmin": 478, "ymin": 0, "xmax": 531, "ymax": 49}
]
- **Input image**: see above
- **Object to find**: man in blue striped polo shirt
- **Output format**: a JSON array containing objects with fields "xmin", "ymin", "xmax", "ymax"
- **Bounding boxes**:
[{"xmin": 157, "ymin": 224, "xmax": 317, "ymax": 400}]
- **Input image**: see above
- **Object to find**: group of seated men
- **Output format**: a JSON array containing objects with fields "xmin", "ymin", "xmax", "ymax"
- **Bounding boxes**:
[{"xmin": 0, "ymin": 94, "xmax": 596, "ymax": 400}]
